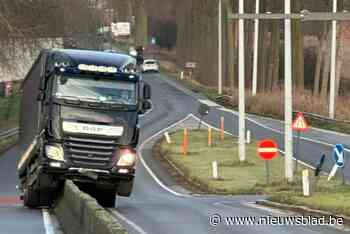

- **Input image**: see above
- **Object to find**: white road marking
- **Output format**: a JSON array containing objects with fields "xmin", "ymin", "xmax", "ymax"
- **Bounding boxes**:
[
  {"xmin": 214, "ymin": 201, "xmax": 291, "ymax": 216},
  {"xmin": 242, "ymin": 201, "xmax": 294, "ymax": 215},
  {"xmin": 41, "ymin": 209, "xmax": 56, "ymax": 234},
  {"xmin": 159, "ymin": 72, "xmax": 349, "ymax": 151},
  {"xmin": 198, "ymin": 99, "xmax": 220, "ymax": 107},
  {"xmin": 109, "ymin": 209, "xmax": 148, "ymax": 234},
  {"xmin": 218, "ymin": 107, "xmax": 350, "ymax": 153},
  {"xmin": 138, "ymin": 115, "xmax": 193, "ymax": 197}
]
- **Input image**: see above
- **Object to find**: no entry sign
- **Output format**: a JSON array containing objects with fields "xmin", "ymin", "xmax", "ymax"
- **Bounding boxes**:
[{"xmin": 258, "ymin": 139, "xmax": 278, "ymax": 160}]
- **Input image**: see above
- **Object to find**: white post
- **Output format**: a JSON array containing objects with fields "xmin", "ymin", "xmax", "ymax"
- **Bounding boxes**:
[
  {"xmin": 218, "ymin": 0, "xmax": 223, "ymax": 95},
  {"xmin": 252, "ymin": 0, "xmax": 260, "ymax": 96},
  {"xmin": 238, "ymin": 0, "xmax": 246, "ymax": 162},
  {"xmin": 284, "ymin": 0, "xmax": 294, "ymax": 181},
  {"xmin": 329, "ymin": 0, "xmax": 338, "ymax": 119},
  {"xmin": 246, "ymin": 130, "xmax": 251, "ymax": 144},
  {"xmin": 164, "ymin": 132, "xmax": 172, "ymax": 144},
  {"xmin": 180, "ymin": 71, "xmax": 184, "ymax": 80},
  {"xmin": 302, "ymin": 170, "xmax": 310, "ymax": 196},
  {"xmin": 212, "ymin": 161, "xmax": 219, "ymax": 179}
]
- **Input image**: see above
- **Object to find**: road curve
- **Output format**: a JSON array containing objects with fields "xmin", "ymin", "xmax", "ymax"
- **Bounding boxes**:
[
  {"xmin": 0, "ymin": 146, "xmax": 49, "ymax": 234},
  {"xmin": 0, "ymin": 71, "xmax": 348, "ymax": 234},
  {"xmin": 110, "ymin": 73, "xmax": 348, "ymax": 234}
]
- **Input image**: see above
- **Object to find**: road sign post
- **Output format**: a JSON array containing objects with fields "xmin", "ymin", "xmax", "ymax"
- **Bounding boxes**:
[
  {"xmin": 265, "ymin": 160, "xmax": 270, "ymax": 184},
  {"xmin": 314, "ymin": 154, "xmax": 326, "ymax": 192},
  {"xmin": 292, "ymin": 112, "xmax": 309, "ymax": 174},
  {"xmin": 198, "ymin": 103, "xmax": 210, "ymax": 130},
  {"xmin": 258, "ymin": 139, "xmax": 278, "ymax": 184}
]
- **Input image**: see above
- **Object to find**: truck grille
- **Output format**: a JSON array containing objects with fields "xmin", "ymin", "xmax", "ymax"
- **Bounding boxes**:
[{"xmin": 64, "ymin": 135, "xmax": 117, "ymax": 168}]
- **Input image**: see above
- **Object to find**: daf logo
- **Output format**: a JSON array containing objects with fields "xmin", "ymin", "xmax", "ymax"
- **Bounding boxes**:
[
  {"xmin": 87, "ymin": 154, "xmax": 94, "ymax": 158},
  {"xmin": 63, "ymin": 121, "xmax": 124, "ymax": 137},
  {"xmin": 82, "ymin": 126, "xmax": 104, "ymax": 133}
]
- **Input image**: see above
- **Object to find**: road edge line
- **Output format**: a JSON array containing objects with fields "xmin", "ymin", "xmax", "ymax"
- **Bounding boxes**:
[
  {"xmin": 158, "ymin": 73, "xmax": 349, "ymax": 152},
  {"xmin": 109, "ymin": 209, "xmax": 148, "ymax": 234},
  {"xmin": 218, "ymin": 107, "xmax": 350, "ymax": 153},
  {"xmin": 42, "ymin": 209, "xmax": 56, "ymax": 234},
  {"xmin": 138, "ymin": 114, "xmax": 193, "ymax": 197}
]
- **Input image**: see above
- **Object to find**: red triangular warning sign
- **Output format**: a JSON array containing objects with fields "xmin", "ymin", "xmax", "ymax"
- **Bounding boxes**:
[{"xmin": 292, "ymin": 112, "xmax": 309, "ymax": 131}]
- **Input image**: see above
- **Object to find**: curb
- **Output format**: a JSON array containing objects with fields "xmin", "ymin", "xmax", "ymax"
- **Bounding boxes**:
[
  {"xmin": 54, "ymin": 181, "xmax": 127, "ymax": 234},
  {"xmin": 256, "ymin": 200, "xmax": 350, "ymax": 224}
]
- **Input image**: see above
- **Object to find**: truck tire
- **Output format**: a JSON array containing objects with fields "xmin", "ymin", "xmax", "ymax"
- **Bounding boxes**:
[
  {"xmin": 23, "ymin": 187, "xmax": 57, "ymax": 208},
  {"xmin": 23, "ymin": 173, "xmax": 61, "ymax": 208},
  {"xmin": 23, "ymin": 187, "xmax": 41, "ymax": 208},
  {"xmin": 95, "ymin": 189, "xmax": 116, "ymax": 207},
  {"xmin": 117, "ymin": 179, "xmax": 134, "ymax": 197}
]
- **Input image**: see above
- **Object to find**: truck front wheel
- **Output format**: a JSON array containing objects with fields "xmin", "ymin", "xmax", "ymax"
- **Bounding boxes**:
[
  {"xmin": 23, "ymin": 187, "xmax": 41, "ymax": 208},
  {"xmin": 95, "ymin": 189, "xmax": 116, "ymax": 207},
  {"xmin": 117, "ymin": 179, "xmax": 134, "ymax": 197}
]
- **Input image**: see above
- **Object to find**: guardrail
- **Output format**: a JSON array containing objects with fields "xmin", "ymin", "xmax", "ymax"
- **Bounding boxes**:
[
  {"xmin": 0, "ymin": 128, "xmax": 19, "ymax": 141},
  {"xmin": 215, "ymin": 95, "xmax": 350, "ymax": 125}
]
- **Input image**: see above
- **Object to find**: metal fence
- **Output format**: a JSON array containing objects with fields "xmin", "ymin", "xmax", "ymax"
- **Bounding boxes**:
[{"xmin": 0, "ymin": 128, "xmax": 19, "ymax": 141}]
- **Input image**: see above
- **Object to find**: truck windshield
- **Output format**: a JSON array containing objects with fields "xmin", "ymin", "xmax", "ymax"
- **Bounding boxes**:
[{"xmin": 53, "ymin": 75, "xmax": 137, "ymax": 105}]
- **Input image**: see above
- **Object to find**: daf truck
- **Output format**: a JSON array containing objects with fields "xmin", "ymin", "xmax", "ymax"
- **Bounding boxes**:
[{"xmin": 17, "ymin": 49, "xmax": 152, "ymax": 207}]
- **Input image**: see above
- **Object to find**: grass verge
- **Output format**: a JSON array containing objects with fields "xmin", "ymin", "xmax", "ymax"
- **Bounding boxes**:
[
  {"xmin": 157, "ymin": 128, "xmax": 350, "ymax": 217},
  {"xmin": 0, "ymin": 94, "xmax": 21, "ymax": 130},
  {"xmin": 0, "ymin": 135, "xmax": 18, "ymax": 154}
]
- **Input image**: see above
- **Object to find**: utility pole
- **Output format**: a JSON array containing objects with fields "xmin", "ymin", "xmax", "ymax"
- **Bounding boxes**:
[
  {"xmin": 284, "ymin": 0, "xmax": 294, "ymax": 181},
  {"xmin": 252, "ymin": 0, "xmax": 260, "ymax": 96},
  {"xmin": 329, "ymin": 0, "xmax": 338, "ymax": 119},
  {"xmin": 218, "ymin": 0, "xmax": 223, "ymax": 95},
  {"xmin": 238, "ymin": 0, "xmax": 246, "ymax": 162}
]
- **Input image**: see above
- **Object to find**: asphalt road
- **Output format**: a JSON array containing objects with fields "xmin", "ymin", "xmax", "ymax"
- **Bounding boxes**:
[
  {"xmin": 110, "ymin": 72, "xmax": 349, "ymax": 234},
  {"xmin": 0, "ymin": 70, "xmax": 348, "ymax": 234},
  {"xmin": 0, "ymin": 146, "xmax": 48, "ymax": 234}
]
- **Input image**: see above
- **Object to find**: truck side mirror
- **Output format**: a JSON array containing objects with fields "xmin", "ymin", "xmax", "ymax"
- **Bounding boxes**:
[
  {"xmin": 143, "ymin": 84, "xmax": 151, "ymax": 100},
  {"xmin": 37, "ymin": 92, "xmax": 45, "ymax": 101},
  {"xmin": 142, "ymin": 100, "xmax": 152, "ymax": 111}
]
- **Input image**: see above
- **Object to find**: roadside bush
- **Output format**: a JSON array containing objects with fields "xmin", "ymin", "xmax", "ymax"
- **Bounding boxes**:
[{"xmin": 0, "ymin": 94, "xmax": 21, "ymax": 130}]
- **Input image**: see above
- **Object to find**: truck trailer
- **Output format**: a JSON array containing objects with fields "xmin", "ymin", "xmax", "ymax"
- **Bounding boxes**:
[{"xmin": 17, "ymin": 49, "xmax": 152, "ymax": 207}]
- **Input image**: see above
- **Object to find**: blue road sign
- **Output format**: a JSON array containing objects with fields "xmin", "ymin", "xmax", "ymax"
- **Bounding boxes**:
[{"xmin": 332, "ymin": 144, "xmax": 345, "ymax": 168}]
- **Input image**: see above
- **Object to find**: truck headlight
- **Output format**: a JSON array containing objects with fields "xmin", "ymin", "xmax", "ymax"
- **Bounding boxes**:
[
  {"xmin": 45, "ymin": 145, "xmax": 65, "ymax": 161},
  {"xmin": 117, "ymin": 148, "xmax": 137, "ymax": 167}
]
